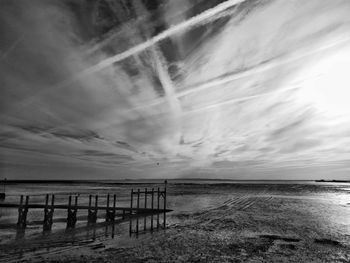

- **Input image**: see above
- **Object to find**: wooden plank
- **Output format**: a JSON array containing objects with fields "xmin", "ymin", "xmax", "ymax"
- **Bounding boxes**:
[{"xmin": 132, "ymin": 190, "xmax": 166, "ymax": 195}]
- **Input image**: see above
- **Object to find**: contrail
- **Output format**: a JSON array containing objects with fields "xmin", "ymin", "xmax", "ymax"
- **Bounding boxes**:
[
  {"xmin": 177, "ymin": 35, "xmax": 350, "ymax": 98},
  {"xmin": 1, "ymin": 0, "xmax": 246, "ymax": 118},
  {"xmin": 152, "ymin": 46, "xmax": 183, "ymax": 146},
  {"xmin": 152, "ymin": 47, "xmax": 182, "ymax": 119},
  {"xmin": 5, "ymin": 0, "xmax": 349, "ymax": 118},
  {"xmin": 2, "ymin": 1, "xmax": 350, "ymax": 144},
  {"xmin": 128, "ymin": 35, "xmax": 350, "ymax": 112},
  {"xmin": 2, "ymin": 35, "xmax": 348, "ymax": 145},
  {"xmin": 87, "ymin": 0, "xmax": 232, "ymax": 54},
  {"xmin": 78, "ymin": 0, "xmax": 247, "ymax": 77},
  {"xmin": 183, "ymin": 85, "xmax": 300, "ymax": 116}
]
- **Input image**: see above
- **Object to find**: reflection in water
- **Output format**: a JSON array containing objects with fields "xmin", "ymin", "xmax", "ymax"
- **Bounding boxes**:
[
  {"xmin": 15, "ymin": 228, "xmax": 25, "ymax": 240},
  {"xmin": 10, "ymin": 212, "xmax": 163, "ymax": 254},
  {"xmin": 2, "ymin": 219, "xmax": 131, "ymax": 261}
]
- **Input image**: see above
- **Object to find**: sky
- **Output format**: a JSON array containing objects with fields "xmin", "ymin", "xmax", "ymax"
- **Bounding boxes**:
[{"xmin": 1, "ymin": 0, "xmax": 350, "ymax": 180}]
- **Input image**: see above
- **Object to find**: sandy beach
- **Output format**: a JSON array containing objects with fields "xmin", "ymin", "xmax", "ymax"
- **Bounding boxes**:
[{"xmin": 0, "ymin": 181, "xmax": 349, "ymax": 262}]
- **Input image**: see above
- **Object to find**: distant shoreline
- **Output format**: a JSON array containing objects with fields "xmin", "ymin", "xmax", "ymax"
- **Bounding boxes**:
[{"xmin": 315, "ymin": 179, "xmax": 350, "ymax": 183}]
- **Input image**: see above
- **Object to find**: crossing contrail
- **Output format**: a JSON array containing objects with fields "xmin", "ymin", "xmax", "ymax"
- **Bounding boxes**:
[
  {"xmin": 78, "ymin": 0, "xmax": 247, "ymax": 78},
  {"xmin": 128, "ymin": 35, "xmax": 350, "ymax": 113},
  {"xmin": 2, "ymin": 35, "xmax": 349, "ymax": 145},
  {"xmin": 1, "ymin": 0, "xmax": 247, "ymax": 118},
  {"xmin": 152, "ymin": 47, "xmax": 182, "ymax": 119},
  {"xmin": 3, "ymin": 0, "xmax": 350, "ymax": 145},
  {"xmin": 151, "ymin": 46, "xmax": 183, "ymax": 146},
  {"xmin": 177, "ymin": 35, "xmax": 350, "ymax": 98}
]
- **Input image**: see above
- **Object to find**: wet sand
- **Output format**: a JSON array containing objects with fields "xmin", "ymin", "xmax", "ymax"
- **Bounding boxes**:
[{"xmin": 0, "ymin": 182, "xmax": 349, "ymax": 262}]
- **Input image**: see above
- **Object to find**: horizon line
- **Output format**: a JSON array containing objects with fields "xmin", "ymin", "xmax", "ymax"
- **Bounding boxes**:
[{"xmin": 0, "ymin": 178, "xmax": 339, "ymax": 182}]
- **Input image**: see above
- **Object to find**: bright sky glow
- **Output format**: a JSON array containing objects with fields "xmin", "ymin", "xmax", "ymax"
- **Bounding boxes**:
[{"xmin": 298, "ymin": 47, "xmax": 350, "ymax": 118}]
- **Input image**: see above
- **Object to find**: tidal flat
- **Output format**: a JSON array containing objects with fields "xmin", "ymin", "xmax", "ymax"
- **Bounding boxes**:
[{"xmin": 0, "ymin": 181, "xmax": 349, "ymax": 262}]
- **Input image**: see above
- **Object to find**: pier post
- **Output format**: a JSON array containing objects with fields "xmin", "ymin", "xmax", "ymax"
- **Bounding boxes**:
[
  {"xmin": 136, "ymin": 189, "xmax": 140, "ymax": 234},
  {"xmin": 163, "ymin": 181, "xmax": 167, "ymax": 228},
  {"xmin": 88, "ymin": 194, "xmax": 91, "ymax": 223},
  {"xmin": 17, "ymin": 195, "xmax": 23, "ymax": 227},
  {"xmin": 23, "ymin": 195, "xmax": 29, "ymax": 229},
  {"xmin": 130, "ymin": 189, "xmax": 133, "ymax": 218},
  {"xmin": 157, "ymin": 187, "xmax": 160, "ymax": 229},
  {"xmin": 66, "ymin": 195, "xmax": 71, "ymax": 228},
  {"xmin": 74, "ymin": 195, "xmax": 78, "ymax": 227},
  {"xmin": 129, "ymin": 189, "xmax": 133, "ymax": 234},
  {"xmin": 88, "ymin": 195, "xmax": 98, "ymax": 224},
  {"xmin": 51, "ymin": 195, "xmax": 55, "ymax": 227},
  {"xmin": 66, "ymin": 195, "xmax": 78, "ymax": 229},
  {"xmin": 0, "ymin": 178, "xmax": 6, "ymax": 199},
  {"xmin": 17, "ymin": 195, "xmax": 29, "ymax": 230},
  {"xmin": 43, "ymin": 194, "xmax": 49, "ymax": 230},
  {"xmin": 44, "ymin": 194, "xmax": 48, "ymax": 208},
  {"xmin": 144, "ymin": 188, "xmax": 147, "ymax": 231},
  {"xmin": 105, "ymin": 193, "xmax": 110, "ymax": 222},
  {"xmin": 43, "ymin": 194, "xmax": 49, "ymax": 231},
  {"xmin": 111, "ymin": 221, "xmax": 115, "ymax": 239},
  {"xmin": 43, "ymin": 194, "xmax": 54, "ymax": 231},
  {"xmin": 106, "ymin": 193, "xmax": 116, "ymax": 222},
  {"xmin": 113, "ymin": 194, "xmax": 116, "ymax": 220},
  {"xmin": 151, "ymin": 188, "xmax": 154, "ymax": 231},
  {"xmin": 95, "ymin": 195, "xmax": 98, "ymax": 221}
]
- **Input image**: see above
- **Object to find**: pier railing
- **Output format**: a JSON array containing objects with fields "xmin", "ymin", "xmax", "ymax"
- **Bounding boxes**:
[
  {"xmin": 129, "ymin": 186, "xmax": 167, "ymax": 234},
  {"xmin": 0, "ymin": 183, "xmax": 171, "ymax": 235}
]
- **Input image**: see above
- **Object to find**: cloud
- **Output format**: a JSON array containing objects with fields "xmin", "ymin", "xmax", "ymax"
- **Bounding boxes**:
[{"xmin": 1, "ymin": 0, "xmax": 350, "ymax": 179}]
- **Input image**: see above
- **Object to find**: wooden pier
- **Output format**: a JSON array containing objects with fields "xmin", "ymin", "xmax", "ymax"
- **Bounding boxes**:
[
  {"xmin": 0, "ymin": 183, "xmax": 171, "ymax": 235},
  {"xmin": 0, "ymin": 178, "xmax": 6, "ymax": 200}
]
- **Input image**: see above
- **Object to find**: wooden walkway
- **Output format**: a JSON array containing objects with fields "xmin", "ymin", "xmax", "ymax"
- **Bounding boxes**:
[{"xmin": 0, "ymin": 183, "xmax": 172, "ymax": 235}]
